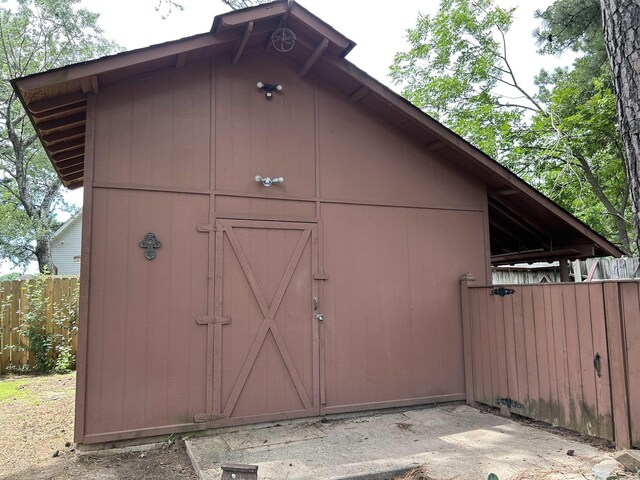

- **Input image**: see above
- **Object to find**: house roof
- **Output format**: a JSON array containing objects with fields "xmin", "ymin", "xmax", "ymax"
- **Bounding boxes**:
[
  {"xmin": 52, "ymin": 211, "xmax": 82, "ymax": 241},
  {"xmin": 11, "ymin": 1, "xmax": 624, "ymax": 263}
]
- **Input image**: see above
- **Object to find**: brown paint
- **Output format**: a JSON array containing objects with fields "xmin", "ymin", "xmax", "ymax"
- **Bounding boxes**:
[
  {"xmin": 621, "ymin": 282, "xmax": 640, "ymax": 447},
  {"xmin": 74, "ymin": 94, "xmax": 96, "ymax": 444},
  {"xmin": 603, "ymin": 282, "xmax": 631, "ymax": 448},
  {"xmin": 459, "ymin": 273, "xmax": 476, "ymax": 405}
]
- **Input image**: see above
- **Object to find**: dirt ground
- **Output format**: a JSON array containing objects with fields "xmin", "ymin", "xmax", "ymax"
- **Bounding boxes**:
[{"xmin": 0, "ymin": 372, "xmax": 197, "ymax": 479}]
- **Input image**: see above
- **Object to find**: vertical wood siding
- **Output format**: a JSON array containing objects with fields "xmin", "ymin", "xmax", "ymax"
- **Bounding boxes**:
[
  {"xmin": 318, "ymin": 84, "xmax": 486, "ymax": 209},
  {"xmin": 214, "ymin": 52, "xmax": 316, "ymax": 198},
  {"xmin": 322, "ymin": 205, "xmax": 487, "ymax": 412},
  {"xmin": 82, "ymin": 52, "xmax": 491, "ymax": 442},
  {"xmin": 84, "ymin": 189, "xmax": 209, "ymax": 440},
  {"xmin": 93, "ymin": 64, "xmax": 210, "ymax": 190},
  {"xmin": 466, "ymin": 280, "xmax": 640, "ymax": 446}
]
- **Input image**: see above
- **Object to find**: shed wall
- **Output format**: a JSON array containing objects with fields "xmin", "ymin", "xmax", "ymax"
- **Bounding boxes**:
[{"xmin": 80, "ymin": 52, "xmax": 490, "ymax": 443}]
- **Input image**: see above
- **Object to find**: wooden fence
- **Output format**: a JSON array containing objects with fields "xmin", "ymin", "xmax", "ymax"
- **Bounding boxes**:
[
  {"xmin": 0, "ymin": 277, "xmax": 79, "ymax": 374},
  {"xmin": 461, "ymin": 276, "xmax": 640, "ymax": 449},
  {"xmin": 493, "ymin": 257, "xmax": 640, "ymax": 285}
]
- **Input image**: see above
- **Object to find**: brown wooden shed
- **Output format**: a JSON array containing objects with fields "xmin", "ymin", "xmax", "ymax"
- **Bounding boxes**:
[{"xmin": 12, "ymin": 1, "xmax": 622, "ymax": 445}]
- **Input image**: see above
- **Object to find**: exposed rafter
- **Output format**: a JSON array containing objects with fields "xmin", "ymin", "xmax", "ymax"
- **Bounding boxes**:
[
  {"xmin": 299, "ymin": 38, "xmax": 328, "ymax": 77},
  {"xmin": 233, "ymin": 21, "xmax": 254, "ymax": 65},
  {"xmin": 492, "ymin": 244, "xmax": 595, "ymax": 264},
  {"xmin": 175, "ymin": 52, "xmax": 188, "ymax": 69},
  {"xmin": 29, "ymin": 92, "xmax": 86, "ymax": 114},
  {"xmin": 489, "ymin": 197, "xmax": 547, "ymax": 242},
  {"xmin": 426, "ymin": 140, "xmax": 445, "ymax": 151},
  {"xmin": 349, "ymin": 85, "xmax": 368, "ymax": 102}
]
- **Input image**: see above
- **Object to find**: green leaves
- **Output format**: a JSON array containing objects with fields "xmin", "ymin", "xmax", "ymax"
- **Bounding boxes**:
[
  {"xmin": 391, "ymin": 0, "xmax": 632, "ymax": 252},
  {"xmin": 391, "ymin": 0, "xmax": 524, "ymax": 160},
  {"xmin": 0, "ymin": 0, "xmax": 118, "ymax": 270}
]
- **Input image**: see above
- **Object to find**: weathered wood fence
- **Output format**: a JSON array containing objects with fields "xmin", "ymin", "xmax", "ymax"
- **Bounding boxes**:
[
  {"xmin": 493, "ymin": 257, "xmax": 640, "ymax": 285},
  {"xmin": 0, "ymin": 277, "xmax": 79, "ymax": 374},
  {"xmin": 461, "ymin": 275, "xmax": 640, "ymax": 449}
]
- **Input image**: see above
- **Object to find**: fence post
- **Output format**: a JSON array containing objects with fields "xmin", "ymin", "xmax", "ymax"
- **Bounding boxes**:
[
  {"xmin": 460, "ymin": 273, "xmax": 476, "ymax": 405},
  {"xmin": 559, "ymin": 259, "xmax": 571, "ymax": 283},
  {"xmin": 603, "ymin": 282, "xmax": 631, "ymax": 449}
]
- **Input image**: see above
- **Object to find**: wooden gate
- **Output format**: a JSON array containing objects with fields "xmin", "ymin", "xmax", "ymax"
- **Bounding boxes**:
[
  {"xmin": 212, "ymin": 220, "xmax": 319, "ymax": 424},
  {"xmin": 462, "ymin": 277, "xmax": 640, "ymax": 448}
]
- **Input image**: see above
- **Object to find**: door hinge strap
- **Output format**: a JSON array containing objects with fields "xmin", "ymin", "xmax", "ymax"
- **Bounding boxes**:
[
  {"xmin": 195, "ymin": 315, "xmax": 231, "ymax": 325},
  {"xmin": 197, "ymin": 224, "xmax": 216, "ymax": 232},
  {"xmin": 313, "ymin": 273, "xmax": 329, "ymax": 280}
]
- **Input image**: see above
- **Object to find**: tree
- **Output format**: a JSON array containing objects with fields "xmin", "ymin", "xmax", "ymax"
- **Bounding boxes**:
[
  {"xmin": 391, "ymin": 0, "xmax": 633, "ymax": 252},
  {"xmin": 600, "ymin": 0, "xmax": 640, "ymax": 252},
  {"xmin": 0, "ymin": 0, "xmax": 117, "ymax": 272},
  {"xmin": 537, "ymin": 0, "xmax": 640, "ymax": 252}
]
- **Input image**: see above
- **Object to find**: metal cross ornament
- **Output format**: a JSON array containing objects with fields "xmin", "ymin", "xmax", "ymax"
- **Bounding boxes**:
[{"xmin": 139, "ymin": 232, "xmax": 161, "ymax": 260}]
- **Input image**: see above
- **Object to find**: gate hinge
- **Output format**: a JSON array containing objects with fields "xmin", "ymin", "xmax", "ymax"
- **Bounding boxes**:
[
  {"xmin": 197, "ymin": 224, "xmax": 216, "ymax": 232},
  {"xmin": 195, "ymin": 315, "xmax": 231, "ymax": 325}
]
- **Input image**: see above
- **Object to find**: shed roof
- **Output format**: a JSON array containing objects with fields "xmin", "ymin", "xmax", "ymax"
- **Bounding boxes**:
[{"xmin": 11, "ymin": 0, "xmax": 624, "ymax": 263}]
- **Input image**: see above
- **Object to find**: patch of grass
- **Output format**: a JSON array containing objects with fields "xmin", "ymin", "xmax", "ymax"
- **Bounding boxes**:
[{"xmin": 0, "ymin": 378, "xmax": 30, "ymax": 403}]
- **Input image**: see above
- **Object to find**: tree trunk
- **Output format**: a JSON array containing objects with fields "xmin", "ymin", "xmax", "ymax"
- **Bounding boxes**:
[
  {"xmin": 601, "ymin": 0, "xmax": 640, "ymax": 253},
  {"xmin": 34, "ymin": 234, "xmax": 56, "ymax": 274}
]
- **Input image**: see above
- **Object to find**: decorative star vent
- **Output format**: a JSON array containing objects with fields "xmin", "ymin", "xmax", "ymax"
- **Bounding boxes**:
[{"xmin": 270, "ymin": 27, "xmax": 296, "ymax": 52}]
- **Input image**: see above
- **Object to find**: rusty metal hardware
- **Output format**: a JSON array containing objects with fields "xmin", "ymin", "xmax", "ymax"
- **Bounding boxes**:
[
  {"xmin": 491, "ymin": 287, "xmax": 515, "ymax": 297},
  {"xmin": 221, "ymin": 464, "xmax": 258, "ymax": 480},
  {"xmin": 594, "ymin": 352, "xmax": 602, "ymax": 377},
  {"xmin": 139, "ymin": 232, "xmax": 161, "ymax": 260}
]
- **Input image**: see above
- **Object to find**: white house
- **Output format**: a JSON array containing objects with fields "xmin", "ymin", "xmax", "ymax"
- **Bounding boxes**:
[{"xmin": 51, "ymin": 212, "xmax": 82, "ymax": 275}]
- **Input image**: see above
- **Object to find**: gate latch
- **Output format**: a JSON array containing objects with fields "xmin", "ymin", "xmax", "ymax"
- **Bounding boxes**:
[
  {"xmin": 313, "ymin": 297, "xmax": 324, "ymax": 321},
  {"xmin": 491, "ymin": 287, "xmax": 515, "ymax": 297}
]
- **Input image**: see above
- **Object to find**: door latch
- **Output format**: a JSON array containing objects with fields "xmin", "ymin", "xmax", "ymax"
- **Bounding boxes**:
[{"xmin": 313, "ymin": 297, "xmax": 324, "ymax": 321}]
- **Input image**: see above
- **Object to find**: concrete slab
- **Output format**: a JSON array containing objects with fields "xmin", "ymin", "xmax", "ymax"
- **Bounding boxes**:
[{"xmin": 185, "ymin": 405, "xmax": 627, "ymax": 480}]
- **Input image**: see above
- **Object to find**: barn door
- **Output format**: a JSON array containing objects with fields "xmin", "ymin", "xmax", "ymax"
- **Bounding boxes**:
[{"xmin": 213, "ymin": 219, "xmax": 319, "ymax": 423}]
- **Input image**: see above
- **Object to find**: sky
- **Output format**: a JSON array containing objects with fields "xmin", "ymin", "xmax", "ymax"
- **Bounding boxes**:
[{"xmin": 8, "ymin": 0, "xmax": 573, "ymax": 274}]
